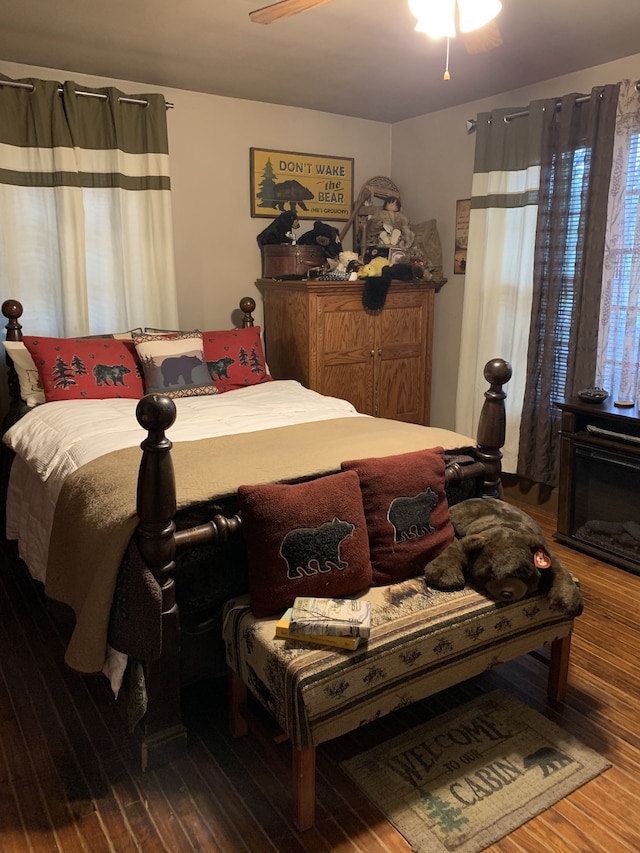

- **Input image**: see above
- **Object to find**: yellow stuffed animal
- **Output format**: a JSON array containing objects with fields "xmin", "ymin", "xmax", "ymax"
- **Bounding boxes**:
[{"xmin": 357, "ymin": 256, "xmax": 390, "ymax": 278}]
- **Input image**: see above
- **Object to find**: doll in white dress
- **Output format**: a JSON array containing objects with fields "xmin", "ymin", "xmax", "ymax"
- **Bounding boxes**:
[{"xmin": 366, "ymin": 196, "xmax": 414, "ymax": 248}]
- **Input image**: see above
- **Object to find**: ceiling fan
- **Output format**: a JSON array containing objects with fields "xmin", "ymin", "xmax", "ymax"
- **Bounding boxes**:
[{"xmin": 249, "ymin": 0, "xmax": 503, "ymax": 54}]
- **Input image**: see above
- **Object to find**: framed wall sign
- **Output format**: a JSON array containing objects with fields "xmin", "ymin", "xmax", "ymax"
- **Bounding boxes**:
[
  {"xmin": 250, "ymin": 148, "xmax": 354, "ymax": 220},
  {"xmin": 454, "ymin": 198, "xmax": 470, "ymax": 274}
]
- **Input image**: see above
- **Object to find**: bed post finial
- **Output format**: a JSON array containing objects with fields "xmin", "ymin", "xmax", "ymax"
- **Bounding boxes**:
[
  {"xmin": 2, "ymin": 299, "xmax": 23, "ymax": 339},
  {"xmin": 239, "ymin": 297, "xmax": 256, "ymax": 327},
  {"xmin": 2, "ymin": 299, "xmax": 24, "ymax": 406},
  {"xmin": 476, "ymin": 358, "xmax": 512, "ymax": 498}
]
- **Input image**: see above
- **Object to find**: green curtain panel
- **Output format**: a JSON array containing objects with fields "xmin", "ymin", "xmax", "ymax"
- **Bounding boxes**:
[{"xmin": 0, "ymin": 75, "xmax": 178, "ymax": 336}]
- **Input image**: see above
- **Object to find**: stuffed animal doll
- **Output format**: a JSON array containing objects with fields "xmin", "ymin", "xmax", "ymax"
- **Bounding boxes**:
[
  {"xmin": 423, "ymin": 497, "xmax": 583, "ymax": 616},
  {"xmin": 256, "ymin": 211, "xmax": 299, "ymax": 246},
  {"xmin": 298, "ymin": 220, "xmax": 342, "ymax": 258},
  {"xmin": 366, "ymin": 196, "xmax": 415, "ymax": 249},
  {"xmin": 357, "ymin": 256, "xmax": 390, "ymax": 278},
  {"xmin": 326, "ymin": 251, "xmax": 361, "ymax": 280},
  {"xmin": 357, "ymin": 260, "xmax": 424, "ymax": 310}
]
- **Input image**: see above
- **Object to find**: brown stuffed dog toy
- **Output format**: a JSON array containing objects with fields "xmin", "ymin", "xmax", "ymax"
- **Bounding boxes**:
[{"xmin": 424, "ymin": 498, "xmax": 583, "ymax": 615}]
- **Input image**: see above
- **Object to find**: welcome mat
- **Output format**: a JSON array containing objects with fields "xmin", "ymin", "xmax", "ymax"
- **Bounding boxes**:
[{"xmin": 340, "ymin": 690, "xmax": 610, "ymax": 853}]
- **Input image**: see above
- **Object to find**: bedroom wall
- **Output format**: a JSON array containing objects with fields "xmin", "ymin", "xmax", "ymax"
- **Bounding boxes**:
[{"xmin": 391, "ymin": 51, "xmax": 640, "ymax": 430}]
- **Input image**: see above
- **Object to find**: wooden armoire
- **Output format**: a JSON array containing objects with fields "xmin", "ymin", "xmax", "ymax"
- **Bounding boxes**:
[{"xmin": 257, "ymin": 278, "xmax": 438, "ymax": 425}]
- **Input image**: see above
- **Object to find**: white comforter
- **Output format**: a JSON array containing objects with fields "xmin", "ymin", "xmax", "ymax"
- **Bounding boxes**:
[{"xmin": 4, "ymin": 381, "xmax": 365, "ymax": 584}]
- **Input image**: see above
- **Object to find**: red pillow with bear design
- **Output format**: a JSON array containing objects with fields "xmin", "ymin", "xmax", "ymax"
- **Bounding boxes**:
[
  {"xmin": 201, "ymin": 327, "xmax": 272, "ymax": 392},
  {"xmin": 238, "ymin": 470, "xmax": 372, "ymax": 617},
  {"xmin": 341, "ymin": 447, "xmax": 454, "ymax": 585},
  {"xmin": 23, "ymin": 335, "xmax": 144, "ymax": 402}
]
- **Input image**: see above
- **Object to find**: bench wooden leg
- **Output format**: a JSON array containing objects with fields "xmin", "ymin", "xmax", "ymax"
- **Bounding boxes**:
[
  {"xmin": 292, "ymin": 746, "xmax": 316, "ymax": 831},
  {"xmin": 228, "ymin": 670, "xmax": 248, "ymax": 737},
  {"xmin": 228, "ymin": 669, "xmax": 316, "ymax": 830},
  {"xmin": 547, "ymin": 633, "xmax": 572, "ymax": 701}
]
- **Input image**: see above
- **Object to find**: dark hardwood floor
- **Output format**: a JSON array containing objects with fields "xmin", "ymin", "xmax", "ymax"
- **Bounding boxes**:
[{"xmin": 1, "ymin": 499, "xmax": 639, "ymax": 852}]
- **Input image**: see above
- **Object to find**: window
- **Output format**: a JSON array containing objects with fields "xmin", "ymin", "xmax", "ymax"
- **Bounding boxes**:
[
  {"xmin": 545, "ymin": 147, "xmax": 590, "ymax": 405},
  {"xmin": 0, "ymin": 82, "xmax": 177, "ymax": 337},
  {"xmin": 543, "ymin": 132, "xmax": 640, "ymax": 406}
]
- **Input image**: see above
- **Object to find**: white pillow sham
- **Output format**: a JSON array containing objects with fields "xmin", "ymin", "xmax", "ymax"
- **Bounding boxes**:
[{"xmin": 3, "ymin": 341, "xmax": 46, "ymax": 407}]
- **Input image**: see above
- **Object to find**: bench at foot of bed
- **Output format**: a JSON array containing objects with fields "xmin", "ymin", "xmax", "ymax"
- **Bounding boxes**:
[{"xmin": 223, "ymin": 578, "xmax": 575, "ymax": 831}]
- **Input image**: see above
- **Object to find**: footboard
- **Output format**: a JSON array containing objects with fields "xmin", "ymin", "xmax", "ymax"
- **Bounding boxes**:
[{"xmin": 133, "ymin": 343, "xmax": 512, "ymax": 769}]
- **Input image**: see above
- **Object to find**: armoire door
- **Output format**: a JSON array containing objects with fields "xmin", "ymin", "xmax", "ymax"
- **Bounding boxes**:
[
  {"xmin": 316, "ymin": 292, "xmax": 376, "ymax": 415},
  {"xmin": 375, "ymin": 289, "xmax": 432, "ymax": 424}
]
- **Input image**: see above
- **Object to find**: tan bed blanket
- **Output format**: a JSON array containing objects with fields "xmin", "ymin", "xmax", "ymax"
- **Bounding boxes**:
[{"xmin": 45, "ymin": 416, "xmax": 475, "ymax": 674}]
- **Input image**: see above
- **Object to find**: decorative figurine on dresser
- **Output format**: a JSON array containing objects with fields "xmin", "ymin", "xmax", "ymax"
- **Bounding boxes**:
[{"xmin": 365, "ymin": 195, "xmax": 415, "ymax": 251}]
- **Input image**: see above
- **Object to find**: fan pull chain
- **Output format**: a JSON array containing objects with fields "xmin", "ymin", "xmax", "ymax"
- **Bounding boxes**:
[{"xmin": 444, "ymin": 37, "xmax": 451, "ymax": 81}]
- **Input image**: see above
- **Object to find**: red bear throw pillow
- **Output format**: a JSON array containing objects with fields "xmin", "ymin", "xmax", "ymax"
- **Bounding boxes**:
[
  {"xmin": 23, "ymin": 335, "xmax": 144, "ymax": 402},
  {"xmin": 238, "ymin": 470, "xmax": 372, "ymax": 617},
  {"xmin": 202, "ymin": 327, "xmax": 272, "ymax": 392},
  {"xmin": 341, "ymin": 447, "xmax": 455, "ymax": 585}
]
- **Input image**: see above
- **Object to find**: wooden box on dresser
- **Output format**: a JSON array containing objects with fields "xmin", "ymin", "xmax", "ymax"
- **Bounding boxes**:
[{"xmin": 257, "ymin": 277, "xmax": 437, "ymax": 425}]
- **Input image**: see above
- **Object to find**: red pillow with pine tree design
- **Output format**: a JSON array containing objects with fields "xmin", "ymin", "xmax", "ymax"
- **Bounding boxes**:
[
  {"xmin": 23, "ymin": 335, "xmax": 144, "ymax": 401},
  {"xmin": 201, "ymin": 327, "xmax": 272, "ymax": 392}
]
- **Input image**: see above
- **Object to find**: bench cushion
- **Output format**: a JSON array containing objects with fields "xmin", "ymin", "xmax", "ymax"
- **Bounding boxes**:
[{"xmin": 223, "ymin": 579, "xmax": 575, "ymax": 751}]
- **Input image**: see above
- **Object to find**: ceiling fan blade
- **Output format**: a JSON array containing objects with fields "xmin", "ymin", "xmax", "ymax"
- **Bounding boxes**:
[
  {"xmin": 461, "ymin": 19, "xmax": 503, "ymax": 54},
  {"xmin": 250, "ymin": 0, "xmax": 336, "ymax": 25}
]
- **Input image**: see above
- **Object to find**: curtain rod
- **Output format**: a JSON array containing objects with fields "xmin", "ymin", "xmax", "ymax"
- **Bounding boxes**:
[
  {"xmin": 466, "ymin": 80, "xmax": 640, "ymax": 132},
  {"xmin": 0, "ymin": 78, "xmax": 174, "ymax": 109}
]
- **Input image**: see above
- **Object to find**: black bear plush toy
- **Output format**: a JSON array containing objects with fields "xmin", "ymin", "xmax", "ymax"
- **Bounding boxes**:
[
  {"xmin": 362, "ymin": 262, "xmax": 423, "ymax": 310},
  {"xmin": 424, "ymin": 498, "xmax": 584, "ymax": 615},
  {"xmin": 256, "ymin": 211, "xmax": 299, "ymax": 245},
  {"xmin": 298, "ymin": 220, "xmax": 342, "ymax": 258}
]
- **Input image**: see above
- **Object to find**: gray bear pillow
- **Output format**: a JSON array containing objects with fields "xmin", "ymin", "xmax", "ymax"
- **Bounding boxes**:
[{"xmin": 134, "ymin": 332, "xmax": 218, "ymax": 398}]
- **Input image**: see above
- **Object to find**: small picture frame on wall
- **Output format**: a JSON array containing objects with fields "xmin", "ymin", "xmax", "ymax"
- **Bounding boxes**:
[
  {"xmin": 250, "ymin": 148, "xmax": 354, "ymax": 220},
  {"xmin": 454, "ymin": 198, "xmax": 470, "ymax": 274}
]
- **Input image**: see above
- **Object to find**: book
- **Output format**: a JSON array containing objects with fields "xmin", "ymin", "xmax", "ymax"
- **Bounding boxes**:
[
  {"xmin": 275, "ymin": 609, "xmax": 362, "ymax": 650},
  {"xmin": 289, "ymin": 596, "xmax": 371, "ymax": 639}
]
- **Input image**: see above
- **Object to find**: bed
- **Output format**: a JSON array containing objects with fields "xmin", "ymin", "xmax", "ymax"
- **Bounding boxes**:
[{"xmin": 1, "ymin": 296, "xmax": 512, "ymax": 770}]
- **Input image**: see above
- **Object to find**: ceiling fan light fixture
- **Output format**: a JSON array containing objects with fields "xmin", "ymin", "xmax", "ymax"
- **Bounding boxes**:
[
  {"xmin": 409, "ymin": 0, "xmax": 456, "ymax": 39},
  {"xmin": 457, "ymin": 0, "xmax": 502, "ymax": 33}
]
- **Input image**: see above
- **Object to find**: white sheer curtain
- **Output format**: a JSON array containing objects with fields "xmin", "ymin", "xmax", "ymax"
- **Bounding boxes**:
[
  {"xmin": 0, "ymin": 76, "xmax": 178, "ymax": 337},
  {"xmin": 455, "ymin": 102, "xmax": 547, "ymax": 473},
  {"xmin": 597, "ymin": 80, "xmax": 640, "ymax": 403}
]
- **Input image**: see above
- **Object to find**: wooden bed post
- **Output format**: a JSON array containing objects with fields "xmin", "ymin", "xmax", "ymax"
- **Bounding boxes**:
[
  {"xmin": 2, "ymin": 301, "xmax": 26, "ymax": 499},
  {"xmin": 134, "ymin": 394, "xmax": 187, "ymax": 770},
  {"xmin": 2, "ymin": 299, "xmax": 24, "ymax": 407},
  {"xmin": 476, "ymin": 358, "xmax": 512, "ymax": 498}
]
